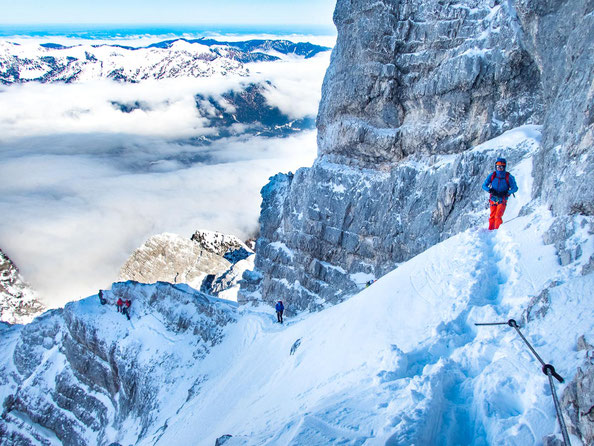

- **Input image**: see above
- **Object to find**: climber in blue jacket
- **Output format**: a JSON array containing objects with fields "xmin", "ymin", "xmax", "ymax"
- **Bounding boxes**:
[
  {"xmin": 482, "ymin": 157, "xmax": 518, "ymax": 230},
  {"xmin": 275, "ymin": 300, "xmax": 284, "ymax": 323}
]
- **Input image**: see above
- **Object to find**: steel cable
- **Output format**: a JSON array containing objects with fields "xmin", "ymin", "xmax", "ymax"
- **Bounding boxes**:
[{"xmin": 475, "ymin": 319, "xmax": 571, "ymax": 445}]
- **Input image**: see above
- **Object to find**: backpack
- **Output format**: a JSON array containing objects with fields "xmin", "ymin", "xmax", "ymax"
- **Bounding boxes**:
[{"xmin": 490, "ymin": 171, "xmax": 510, "ymax": 188}]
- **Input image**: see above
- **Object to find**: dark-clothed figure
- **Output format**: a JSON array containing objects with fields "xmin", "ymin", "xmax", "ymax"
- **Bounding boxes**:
[
  {"xmin": 482, "ymin": 157, "xmax": 518, "ymax": 230},
  {"xmin": 275, "ymin": 300, "xmax": 284, "ymax": 323},
  {"xmin": 98, "ymin": 290, "xmax": 107, "ymax": 305},
  {"xmin": 122, "ymin": 299, "xmax": 131, "ymax": 320}
]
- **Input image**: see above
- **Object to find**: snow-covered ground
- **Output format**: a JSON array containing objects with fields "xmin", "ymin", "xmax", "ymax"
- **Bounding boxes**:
[
  {"xmin": 150, "ymin": 205, "xmax": 591, "ymax": 446},
  {"xmin": 2, "ymin": 205, "xmax": 591, "ymax": 445}
]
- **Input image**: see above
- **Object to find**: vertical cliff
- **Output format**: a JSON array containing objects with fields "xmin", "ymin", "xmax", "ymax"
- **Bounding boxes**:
[
  {"xmin": 514, "ymin": 0, "xmax": 594, "ymax": 216},
  {"xmin": 239, "ymin": 0, "xmax": 593, "ymax": 313}
]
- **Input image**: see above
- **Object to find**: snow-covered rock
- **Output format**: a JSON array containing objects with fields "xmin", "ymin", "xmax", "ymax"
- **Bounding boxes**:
[
  {"xmin": 557, "ymin": 336, "xmax": 594, "ymax": 445},
  {"xmin": 0, "ymin": 281, "xmax": 236, "ymax": 446},
  {"xmin": 209, "ymin": 256, "xmax": 255, "ymax": 302},
  {"xmin": 118, "ymin": 233, "xmax": 233, "ymax": 291},
  {"xmin": 0, "ymin": 249, "xmax": 45, "ymax": 325},
  {"xmin": 1, "ymin": 206, "xmax": 592, "ymax": 445},
  {"xmin": 119, "ymin": 231, "xmax": 254, "ymax": 301},
  {"xmin": 190, "ymin": 229, "xmax": 250, "ymax": 258}
]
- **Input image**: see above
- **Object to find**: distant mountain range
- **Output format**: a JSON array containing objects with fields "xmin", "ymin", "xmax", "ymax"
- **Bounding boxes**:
[
  {"xmin": 146, "ymin": 38, "xmax": 330, "ymax": 59},
  {"xmin": 0, "ymin": 38, "xmax": 331, "ymax": 84}
]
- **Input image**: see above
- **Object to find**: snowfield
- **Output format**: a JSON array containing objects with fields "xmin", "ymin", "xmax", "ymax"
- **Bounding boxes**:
[{"xmin": 153, "ymin": 208, "xmax": 591, "ymax": 446}]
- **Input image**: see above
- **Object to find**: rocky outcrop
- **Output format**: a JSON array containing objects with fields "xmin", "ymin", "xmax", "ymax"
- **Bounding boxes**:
[
  {"xmin": 552, "ymin": 335, "xmax": 594, "ymax": 446},
  {"xmin": 119, "ymin": 231, "xmax": 253, "ymax": 301},
  {"xmin": 118, "ymin": 233, "xmax": 232, "ymax": 289},
  {"xmin": 190, "ymin": 230, "xmax": 250, "ymax": 258},
  {"xmin": 209, "ymin": 257, "xmax": 255, "ymax": 302},
  {"xmin": 0, "ymin": 249, "xmax": 46, "ymax": 324},
  {"xmin": 239, "ymin": 0, "xmax": 593, "ymax": 312},
  {"xmin": 0, "ymin": 281, "xmax": 236, "ymax": 446}
]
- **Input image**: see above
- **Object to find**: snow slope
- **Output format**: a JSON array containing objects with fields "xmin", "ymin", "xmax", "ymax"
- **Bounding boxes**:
[
  {"xmin": 153, "ymin": 207, "xmax": 593, "ymax": 445},
  {"xmin": 1, "ymin": 151, "xmax": 592, "ymax": 445}
]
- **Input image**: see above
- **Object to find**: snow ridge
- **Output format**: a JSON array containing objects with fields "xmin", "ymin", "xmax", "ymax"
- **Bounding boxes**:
[{"xmin": 157, "ymin": 210, "xmax": 593, "ymax": 446}]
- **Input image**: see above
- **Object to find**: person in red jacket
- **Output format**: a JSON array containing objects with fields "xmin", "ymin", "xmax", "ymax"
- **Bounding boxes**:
[
  {"xmin": 122, "ymin": 299, "xmax": 132, "ymax": 320},
  {"xmin": 482, "ymin": 157, "xmax": 519, "ymax": 230},
  {"xmin": 116, "ymin": 298, "xmax": 124, "ymax": 313}
]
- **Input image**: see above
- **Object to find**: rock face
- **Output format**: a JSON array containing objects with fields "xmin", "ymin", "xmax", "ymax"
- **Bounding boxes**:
[
  {"xmin": 119, "ymin": 231, "xmax": 253, "ymax": 301},
  {"xmin": 0, "ymin": 281, "xmax": 236, "ymax": 446},
  {"xmin": 515, "ymin": 0, "xmax": 594, "ymax": 217},
  {"xmin": 318, "ymin": 0, "xmax": 542, "ymax": 167},
  {"xmin": 119, "ymin": 233, "xmax": 232, "ymax": 289},
  {"xmin": 239, "ymin": 0, "xmax": 593, "ymax": 312},
  {"xmin": 0, "ymin": 249, "xmax": 46, "ymax": 324},
  {"xmin": 240, "ymin": 135, "xmax": 538, "ymax": 312}
]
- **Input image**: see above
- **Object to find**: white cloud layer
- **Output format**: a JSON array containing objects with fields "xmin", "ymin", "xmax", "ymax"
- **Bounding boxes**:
[{"xmin": 0, "ymin": 44, "xmax": 331, "ymax": 308}]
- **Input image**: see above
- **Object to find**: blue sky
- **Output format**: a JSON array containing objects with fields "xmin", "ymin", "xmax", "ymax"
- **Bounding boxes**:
[{"xmin": 0, "ymin": 0, "xmax": 336, "ymax": 27}]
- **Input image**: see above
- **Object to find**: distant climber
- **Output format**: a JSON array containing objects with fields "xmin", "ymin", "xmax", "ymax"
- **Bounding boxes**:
[
  {"xmin": 122, "ymin": 299, "xmax": 132, "ymax": 320},
  {"xmin": 116, "ymin": 297, "xmax": 124, "ymax": 313},
  {"xmin": 482, "ymin": 157, "xmax": 518, "ymax": 230},
  {"xmin": 366, "ymin": 279, "xmax": 375, "ymax": 288},
  {"xmin": 275, "ymin": 300, "xmax": 284, "ymax": 323},
  {"xmin": 98, "ymin": 290, "xmax": 107, "ymax": 305}
]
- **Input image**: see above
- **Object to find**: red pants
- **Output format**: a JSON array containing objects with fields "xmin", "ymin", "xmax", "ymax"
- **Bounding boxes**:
[{"xmin": 489, "ymin": 200, "xmax": 507, "ymax": 230}]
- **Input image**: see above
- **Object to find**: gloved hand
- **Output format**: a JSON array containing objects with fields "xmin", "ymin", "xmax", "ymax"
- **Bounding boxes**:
[{"xmin": 488, "ymin": 188, "xmax": 495, "ymax": 194}]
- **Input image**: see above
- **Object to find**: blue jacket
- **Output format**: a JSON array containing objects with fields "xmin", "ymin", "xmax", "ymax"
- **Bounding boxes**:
[
  {"xmin": 482, "ymin": 170, "xmax": 518, "ymax": 203},
  {"xmin": 275, "ymin": 301, "xmax": 284, "ymax": 312}
]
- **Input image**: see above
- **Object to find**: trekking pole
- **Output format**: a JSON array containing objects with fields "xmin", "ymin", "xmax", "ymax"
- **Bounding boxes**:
[{"xmin": 474, "ymin": 319, "xmax": 571, "ymax": 446}]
